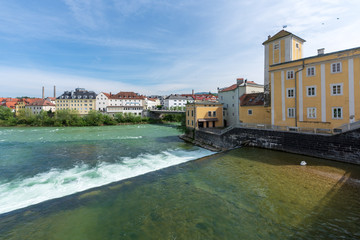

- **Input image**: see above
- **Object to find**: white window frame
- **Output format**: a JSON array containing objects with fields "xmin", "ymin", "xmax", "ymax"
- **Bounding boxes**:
[
  {"xmin": 248, "ymin": 109, "xmax": 253, "ymax": 115},
  {"xmin": 287, "ymin": 88, "xmax": 295, "ymax": 98},
  {"xmin": 307, "ymin": 107, "xmax": 317, "ymax": 119},
  {"xmin": 330, "ymin": 83, "xmax": 343, "ymax": 96},
  {"xmin": 331, "ymin": 62, "xmax": 342, "ymax": 73},
  {"xmin": 287, "ymin": 70, "xmax": 294, "ymax": 80},
  {"xmin": 306, "ymin": 66, "xmax": 315, "ymax": 77},
  {"xmin": 332, "ymin": 107, "xmax": 343, "ymax": 119},
  {"xmin": 306, "ymin": 86, "xmax": 317, "ymax": 97},
  {"xmin": 287, "ymin": 108, "xmax": 295, "ymax": 118}
]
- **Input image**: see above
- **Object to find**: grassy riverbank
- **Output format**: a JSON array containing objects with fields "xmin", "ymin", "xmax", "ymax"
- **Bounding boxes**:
[{"xmin": 0, "ymin": 107, "xmax": 185, "ymax": 128}]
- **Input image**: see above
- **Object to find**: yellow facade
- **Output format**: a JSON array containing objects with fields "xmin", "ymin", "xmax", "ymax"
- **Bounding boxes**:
[
  {"xmin": 269, "ymin": 42, "xmax": 360, "ymax": 129},
  {"xmin": 55, "ymin": 99, "xmax": 96, "ymax": 115},
  {"xmin": 15, "ymin": 101, "xmax": 26, "ymax": 116},
  {"xmin": 239, "ymin": 106, "xmax": 271, "ymax": 124},
  {"xmin": 186, "ymin": 102, "xmax": 223, "ymax": 129}
]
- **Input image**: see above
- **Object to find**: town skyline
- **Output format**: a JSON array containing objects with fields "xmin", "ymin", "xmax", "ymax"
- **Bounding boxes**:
[{"xmin": 1, "ymin": 0, "xmax": 360, "ymax": 97}]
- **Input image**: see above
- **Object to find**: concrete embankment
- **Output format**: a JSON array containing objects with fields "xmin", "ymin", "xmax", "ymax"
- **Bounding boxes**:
[{"xmin": 184, "ymin": 127, "xmax": 360, "ymax": 165}]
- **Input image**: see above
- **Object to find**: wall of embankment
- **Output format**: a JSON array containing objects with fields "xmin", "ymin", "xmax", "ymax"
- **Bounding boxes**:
[{"xmin": 190, "ymin": 128, "xmax": 360, "ymax": 165}]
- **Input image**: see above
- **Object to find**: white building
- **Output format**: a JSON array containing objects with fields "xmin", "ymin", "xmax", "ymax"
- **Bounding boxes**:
[
  {"xmin": 163, "ymin": 94, "xmax": 194, "ymax": 110},
  {"xmin": 25, "ymin": 99, "xmax": 56, "ymax": 115},
  {"xmin": 218, "ymin": 78, "xmax": 263, "ymax": 127},
  {"xmin": 96, "ymin": 91, "xmax": 145, "ymax": 116},
  {"xmin": 145, "ymin": 97, "xmax": 161, "ymax": 110}
]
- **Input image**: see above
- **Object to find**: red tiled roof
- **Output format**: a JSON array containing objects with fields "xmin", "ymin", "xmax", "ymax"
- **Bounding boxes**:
[
  {"xmin": 240, "ymin": 93, "xmax": 265, "ymax": 106},
  {"xmin": 219, "ymin": 84, "xmax": 238, "ymax": 92},
  {"xmin": 102, "ymin": 92, "xmax": 145, "ymax": 100},
  {"xmin": 28, "ymin": 99, "xmax": 55, "ymax": 106},
  {"xmin": 1, "ymin": 101, "xmax": 17, "ymax": 109},
  {"xmin": 1, "ymin": 98, "xmax": 20, "ymax": 103}
]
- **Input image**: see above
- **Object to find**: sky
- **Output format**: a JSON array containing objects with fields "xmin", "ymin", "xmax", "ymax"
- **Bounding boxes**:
[{"xmin": 0, "ymin": 0, "xmax": 359, "ymax": 98}]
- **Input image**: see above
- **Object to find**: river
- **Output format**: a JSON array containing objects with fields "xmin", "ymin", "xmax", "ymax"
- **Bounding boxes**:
[{"xmin": 0, "ymin": 124, "xmax": 359, "ymax": 239}]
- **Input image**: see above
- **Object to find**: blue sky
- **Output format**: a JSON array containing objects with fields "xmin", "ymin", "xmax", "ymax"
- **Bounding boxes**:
[{"xmin": 0, "ymin": 0, "xmax": 359, "ymax": 97}]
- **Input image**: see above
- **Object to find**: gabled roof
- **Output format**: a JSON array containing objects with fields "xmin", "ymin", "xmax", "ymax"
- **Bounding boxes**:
[
  {"xmin": 218, "ymin": 84, "xmax": 238, "ymax": 92},
  {"xmin": 262, "ymin": 30, "xmax": 306, "ymax": 45},
  {"xmin": 240, "ymin": 93, "xmax": 265, "ymax": 106},
  {"xmin": 101, "ymin": 91, "xmax": 145, "ymax": 100},
  {"xmin": 27, "ymin": 99, "xmax": 55, "ymax": 106}
]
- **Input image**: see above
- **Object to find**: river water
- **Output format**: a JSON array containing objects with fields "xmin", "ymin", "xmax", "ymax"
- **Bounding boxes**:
[{"xmin": 0, "ymin": 125, "xmax": 360, "ymax": 239}]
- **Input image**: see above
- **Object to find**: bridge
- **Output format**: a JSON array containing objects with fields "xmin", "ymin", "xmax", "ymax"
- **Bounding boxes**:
[{"xmin": 148, "ymin": 110, "xmax": 185, "ymax": 119}]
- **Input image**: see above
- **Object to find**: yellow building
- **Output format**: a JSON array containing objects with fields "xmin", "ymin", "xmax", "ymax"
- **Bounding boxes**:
[
  {"xmin": 239, "ymin": 93, "xmax": 271, "ymax": 124},
  {"xmin": 264, "ymin": 30, "xmax": 360, "ymax": 129},
  {"xmin": 56, "ymin": 88, "xmax": 96, "ymax": 115},
  {"xmin": 15, "ymin": 98, "xmax": 43, "ymax": 116},
  {"xmin": 186, "ymin": 101, "xmax": 223, "ymax": 129}
]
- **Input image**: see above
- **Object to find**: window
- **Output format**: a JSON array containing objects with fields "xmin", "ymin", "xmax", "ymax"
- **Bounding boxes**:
[
  {"xmin": 208, "ymin": 111, "xmax": 211, "ymax": 117},
  {"xmin": 187, "ymin": 111, "xmax": 189, "ymax": 116},
  {"xmin": 287, "ymin": 70, "xmax": 294, "ymax": 79},
  {"xmin": 307, "ymin": 108, "xmax": 316, "ymax": 119},
  {"xmin": 331, "ymin": 62, "xmax": 342, "ymax": 73},
  {"xmin": 332, "ymin": 107, "xmax": 342, "ymax": 119},
  {"xmin": 307, "ymin": 67, "xmax": 315, "ymax": 76},
  {"xmin": 191, "ymin": 120, "xmax": 193, "ymax": 126},
  {"xmin": 288, "ymin": 108, "xmax": 295, "ymax": 118},
  {"xmin": 191, "ymin": 110, "xmax": 193, "ymax": 117},
  {"xmin": 187, "ymin": 120, "xmax": 189, "ymax": 125},
  {"xmin": 295, "ymin": 43, "xmax": 299, "ymax": 48},
  {"xmin": 287, "ymin": 88, "xmax": 295, "ymax": 98},
  {"xmin": 248, "ymin": 109, "xmax": 253, "ymax": 115},
  {"xmin": 274, "ymin": 43, "xmax": 279, "ymax": 50},
  {"xmin": 331, "ymin": 84, "xmax": 343, "ymax": 95},
  {"xmin": 212, "ymin": 111, "xmax": 216, "ymax": 117},
  {"xmin": 306, "ymin": 86, "xmax": 316, "ymax": 97},
  {"xmin": 232, "ymin": 96, "xmax": 234, "ymax": 99}
]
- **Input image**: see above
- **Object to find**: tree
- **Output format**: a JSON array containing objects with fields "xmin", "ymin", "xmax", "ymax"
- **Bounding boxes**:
[{"xmin": 0, "ymin": 106, "xmax": 13, "ymax": 120}]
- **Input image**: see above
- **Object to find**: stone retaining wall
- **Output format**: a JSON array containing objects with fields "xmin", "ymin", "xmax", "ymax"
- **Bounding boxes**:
[{"xmin": 192, "ymin": 128, "xmax": 360, "ymax": 165}]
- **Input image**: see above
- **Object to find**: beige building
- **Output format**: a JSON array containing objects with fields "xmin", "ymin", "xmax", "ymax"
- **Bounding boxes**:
[
  {"xmin": 56, "ymin": 88, "xmax": 96, "ymax": 115},
  {"xmin": 186, "ymin": 101, "xmax": 224, "ymax": 129}
]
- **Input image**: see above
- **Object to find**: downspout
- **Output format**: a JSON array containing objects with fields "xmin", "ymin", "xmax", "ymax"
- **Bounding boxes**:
[{"xmin": 294, "ymin": 60, "xmax": 305, "ymax": 127}]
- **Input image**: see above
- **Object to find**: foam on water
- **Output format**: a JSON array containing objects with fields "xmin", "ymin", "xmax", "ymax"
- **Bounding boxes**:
[{"xmin": 0, "ymin": 148, "xmax": 212, "ymax": 215}]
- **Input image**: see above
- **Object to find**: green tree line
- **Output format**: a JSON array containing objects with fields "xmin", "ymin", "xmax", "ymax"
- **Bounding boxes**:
[{"xmin": 0, "ymin": 107, "xmax": 184, "ymax": 127}]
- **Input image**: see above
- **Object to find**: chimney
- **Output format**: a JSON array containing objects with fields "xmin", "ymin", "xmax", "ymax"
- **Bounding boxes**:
[
  {"xmin": 110, "ymin": 92, "xmax": 112, "ymax": 96},
  {"xmin": 42, "ymin": 86, "xmax": 45, "ymax": 99},
  {"xmin": 192, "ymin": 89, "xmax": 194, "ymax": 96},
  {"xmin": 268, "ymin": 35, "xmax": 271, "ymax": 39},
  {"xmin": 237, "ymin": 78, "xmax": 244, "ymax": 85},
  {"xmin": 317, "ymin": 48, "xmax": 325, "ymax": 55},
  {"xmin": 54, "ymin": 86, "xmax": 56, "ymax": 98}
]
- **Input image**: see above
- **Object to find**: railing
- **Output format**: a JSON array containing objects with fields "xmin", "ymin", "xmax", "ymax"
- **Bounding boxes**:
[
  {"xmin": 333, "ymin": 120, "xmax": 360, "ymax": 133},
  {"xmin": 198, "ymin": 120, "xmax": 360, "ymax": 136}
]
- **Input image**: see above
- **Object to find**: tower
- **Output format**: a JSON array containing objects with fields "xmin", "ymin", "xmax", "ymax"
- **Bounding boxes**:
[{"xmin": 262, "ymin": 30, "xmax": 305, "ymax": 106}]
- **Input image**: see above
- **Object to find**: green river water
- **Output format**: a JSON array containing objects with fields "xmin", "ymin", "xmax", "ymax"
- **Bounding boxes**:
[{"xmin": 0, "ymin": 124, "xmax": 359, "ymax": 239}]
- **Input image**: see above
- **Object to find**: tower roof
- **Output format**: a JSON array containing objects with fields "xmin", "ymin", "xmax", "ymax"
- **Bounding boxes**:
[{"xmin": 262, "ymin": 30, "xmax": 306, "ymax": 45}]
